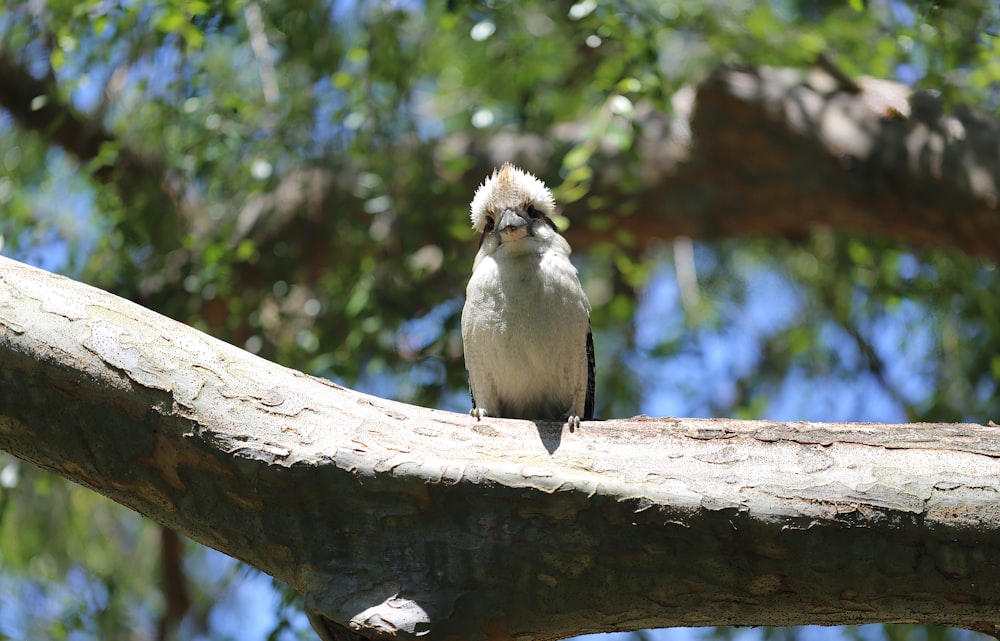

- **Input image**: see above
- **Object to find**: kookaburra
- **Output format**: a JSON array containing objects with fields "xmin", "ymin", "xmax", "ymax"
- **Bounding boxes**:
[{"xmin": 461, "ymin": 163, "xmax": 595, "ymax": 429}]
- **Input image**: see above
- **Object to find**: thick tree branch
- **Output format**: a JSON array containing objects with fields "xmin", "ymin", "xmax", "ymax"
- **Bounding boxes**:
[
  {"xmin": 10, "ymin": 53, "xmax": 993, "ymax": 320},
  {"xmin": 565, "ymin": 62, "xmax": 1000, "ymax": 258},
  {"xmin": 230, "ymin": 61, "xmax": 1000, "ymax": 307},
  {"xmin": 4, "ymin": 53, "xmax": 999, "ymax": 293},
  {"xmin": 2, "ymin": 254, "xmax": 999, "ymax": 640},
  {"xmin": 680, "ymin": 63, "xmax": 1000, "ymax": 253}
]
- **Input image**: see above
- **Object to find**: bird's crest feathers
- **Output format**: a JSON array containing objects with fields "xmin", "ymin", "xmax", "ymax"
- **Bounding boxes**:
[{"xmin": 470, "ymin": 163, "xmax": 556, "ymax": 232}]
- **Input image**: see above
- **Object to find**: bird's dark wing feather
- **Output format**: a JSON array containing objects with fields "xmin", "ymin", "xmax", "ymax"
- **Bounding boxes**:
[{"xmin": 584, "ymin": 320, "xmax": 595, "ymax": 420}]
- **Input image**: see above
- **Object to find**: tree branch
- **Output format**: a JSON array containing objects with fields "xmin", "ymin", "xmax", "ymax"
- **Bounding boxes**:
[
  {"xmin": 157, "ymin": 525, "xmax": 190, "ymax": 641},
  {"xmin": 0, "ymin": 48, "xmax": 185, "ymax": 257},
  {"xmin": 4, "ymin": 49, "xmax": 1000, "ymax": 285},
  {"xmin": 0, "ymin": 50, "xmax": 170, "ymax": 190},
  {"xmin": 229, "ymin": 61, "xmax": 1000, "ymax": 299},
  {"xmin": 564, "ymin": 61, "xmax": 1000, "ymax": 259},
  {"xmin": 1, "ymin": 254, "xmax": 999, "ymax": 640}
]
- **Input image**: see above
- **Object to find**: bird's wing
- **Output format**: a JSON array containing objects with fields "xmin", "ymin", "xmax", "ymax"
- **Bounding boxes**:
[{"xmin": 584, "ymin": 320, "xmax": 595, "ymax": 420}]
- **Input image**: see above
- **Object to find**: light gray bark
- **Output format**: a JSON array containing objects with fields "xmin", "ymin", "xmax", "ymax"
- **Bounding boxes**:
[{"xmin": 1, "ymin": 254, "xmax": 999, "ymax": 641}]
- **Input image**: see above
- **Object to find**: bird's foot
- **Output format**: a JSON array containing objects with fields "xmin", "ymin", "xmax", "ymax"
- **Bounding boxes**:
[
  {"xmin": 566, "ymin": 415, "xmax": 581, "ymax": 432},
  {"xmin": 470, "ymin": 408, "xmax": 489, "ymax": 421}
]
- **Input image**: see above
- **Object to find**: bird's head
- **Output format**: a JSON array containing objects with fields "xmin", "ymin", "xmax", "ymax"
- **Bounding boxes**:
[{"xmin": 470, "ymin": 163, "xmax": 563, "ymax": 256}]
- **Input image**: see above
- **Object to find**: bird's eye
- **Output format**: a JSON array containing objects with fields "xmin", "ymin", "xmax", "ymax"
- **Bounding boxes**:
[
  {"xmin": 484, "ymin": 216, "xmax": 495, "ymax": 232},
  {"xmin": 526, "ymin": 204, "xmax": 540, "ymax": 218}
]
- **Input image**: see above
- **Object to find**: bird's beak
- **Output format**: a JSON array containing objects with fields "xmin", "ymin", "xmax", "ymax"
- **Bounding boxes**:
[{"xmin": 496, "ymin": 208, "xmax": 529, "ymax": 243}]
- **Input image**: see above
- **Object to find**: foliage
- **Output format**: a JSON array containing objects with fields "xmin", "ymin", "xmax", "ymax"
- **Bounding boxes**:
[{"xmin": 1, "ymin": 0, "xmax": 1000, "ymax": 639}]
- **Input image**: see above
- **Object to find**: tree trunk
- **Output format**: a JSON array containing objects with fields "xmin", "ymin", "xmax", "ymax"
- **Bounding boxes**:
[{"xmin": 1, "ymin": 254, "xmax": 998, "ymax": 640}]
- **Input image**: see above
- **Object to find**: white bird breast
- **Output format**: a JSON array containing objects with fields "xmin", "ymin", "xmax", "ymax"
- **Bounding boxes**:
[{"xmin": 461, "ymin": 243, "xmax": 591, "ymax": 421}]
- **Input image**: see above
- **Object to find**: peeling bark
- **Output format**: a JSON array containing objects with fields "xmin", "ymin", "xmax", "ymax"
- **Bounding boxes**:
[{"xmin": 2, "ymin": 256, "xmax": 1000, "ymax": 640}]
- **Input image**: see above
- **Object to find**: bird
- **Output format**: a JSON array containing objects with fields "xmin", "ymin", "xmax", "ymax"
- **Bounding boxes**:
[{"xmin": 460, "ymin": 163, "xmax": 595, "ymax": 430}]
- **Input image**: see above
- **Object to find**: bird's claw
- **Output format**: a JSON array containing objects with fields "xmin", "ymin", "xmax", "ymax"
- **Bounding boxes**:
[{"xmin": 470, "ymin": 408, "xmax": 489, "ymax": 421}]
